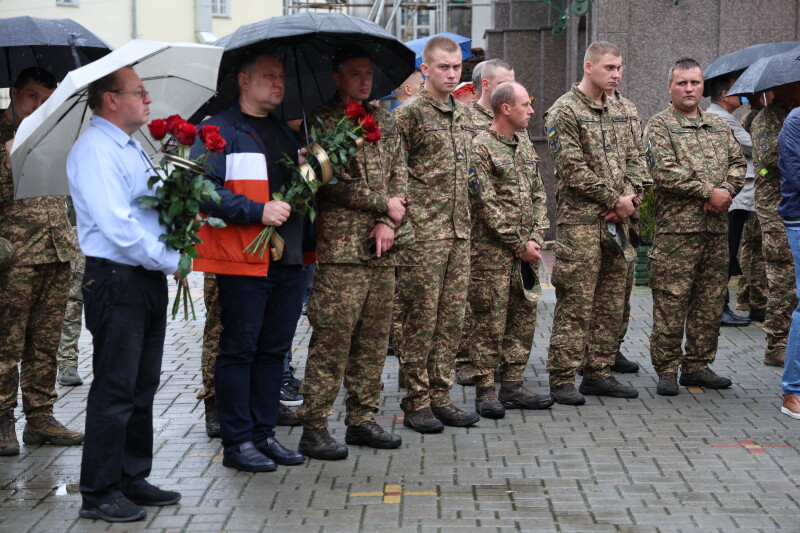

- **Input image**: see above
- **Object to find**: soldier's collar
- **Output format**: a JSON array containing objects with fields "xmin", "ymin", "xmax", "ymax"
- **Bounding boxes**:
[
  {"xmin": 669, "ymin": 103, "xmax": 712, "ymax": 128},
  {"xmin": 488, "ymin": 127, "xmax": 518, "ymax": 146},
  {"xmin": 421, "ymin": 86, "xmax": 456, "ymax": 113},
  {"xmin": 472, "ymin": 100, "xmax": 493, "ymax": 118},
  {"xmin": 570, "ymin": 83, "xmax": 606, "ymax": 111}
]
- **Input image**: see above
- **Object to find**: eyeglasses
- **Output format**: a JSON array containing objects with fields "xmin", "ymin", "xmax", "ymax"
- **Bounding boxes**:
[{"xmin": 110, "ymin": 89, "xmax": 149, "ymax": 100}]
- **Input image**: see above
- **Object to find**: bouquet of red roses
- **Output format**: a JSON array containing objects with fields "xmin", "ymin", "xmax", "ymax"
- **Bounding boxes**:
[
  {"xmin": 137, "ymin": 114, "xmax": 227, "ymax": 319},
  {"xmin": 243, "ymin": 100, "xmax": 382, "ymax": 259}
]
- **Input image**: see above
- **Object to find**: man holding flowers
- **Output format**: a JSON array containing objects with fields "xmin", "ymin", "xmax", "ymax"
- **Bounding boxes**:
[
  {"xmin": 295, "ymin": 45, "xmax": 407, "ymax": 459},
  {"xmin": 190, "ymin": 50, "xmax": 313, "ymax": 472}
]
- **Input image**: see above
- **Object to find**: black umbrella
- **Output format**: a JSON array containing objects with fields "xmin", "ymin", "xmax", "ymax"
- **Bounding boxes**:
[
  {"xmin": 0, "ymin": 16, "xmax": 111, "ymax": 87},
  {"xmin": 727, "ymin": 46, "xmax": 800, "ymax": 96},
  {"xmin": 703, "ymin": 41, "xmax": 800, "ymax": 96},
  {"xmin": 201, "ymin": 12, "xmax": 416, "ymax": 122}
]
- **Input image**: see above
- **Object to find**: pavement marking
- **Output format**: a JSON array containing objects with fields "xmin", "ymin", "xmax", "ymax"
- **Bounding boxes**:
[
  {"xmin": 350, "ymin": 484, "xmax": 437, "ymax": 504},
  {"xmin": 711, "ymin": 439, "xmax": 793, "ymax": 454},
  {"xmin": 684, "ymin": 386, "xmax": 704, "ymax": 394},
  {"xmin": 188, "ymin": 450, "xmax": 224, "ymax": 462}
]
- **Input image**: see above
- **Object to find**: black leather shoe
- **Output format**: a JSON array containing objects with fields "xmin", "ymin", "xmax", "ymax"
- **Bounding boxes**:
[
  {"xmin": 79, "ymin": 497, "xmax": 146, "ymax": 523},
  {"xmin": 721, "ymin": 305, "xmax": 751, "ymax": 327},
  {"xmin": 611, "ymin": 351, "xmax": 640, "ymax": 373},
  {"xmin": 579, "ymin": 376, "xmax": 639, "ymax": 398},
  {"xmin": 222, "ymin": 441, "xmax": 276, "ymax": 472},
  {"xmin": 256, "ymin": 436, "xmax": 305, "ymax": 465},
  {"xmin": 124, "ymin": 480, "xmax": 181, "ymax": 506},
  {"xmin": 679, "ymin": 368, "xmax": 732, "ymax": 389},
  {"xmin": 298, "ymin": 428, "xmax": 349, "ymax": 460},
  {"xmin": 656, "ymin": 372, "xmax": 679, "ymax": 396},
  {"xmin": 345, "ymin": 422, "xmax": 402, "ymax": 449},
  {"xmin": 749, "ymin": 307, "xmax": 766, "ymax": 322},
  {"xmin": 431, "ymin": 404, "xmax": 479, "ymax": 427},
  {"xmin": 403, "ymin": 407, "xmax": 444, "ymax": 434}
]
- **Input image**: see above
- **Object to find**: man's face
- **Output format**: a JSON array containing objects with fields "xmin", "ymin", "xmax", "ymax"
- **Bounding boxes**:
[
  {"xmin": 333, "ymin": 57, "xmax": 373, "ymax": 103},
  {"xmin": 669, "ymin": 67, "xmax": 704, "ymax": 114},
  {"xmin": 422, "ymin": 48, "xmax": 462, "ymax": 97},
  {"xmin": 110, "ymin": 67, "xmax": 152, "ymax": 130},
  {"xmin": 406, "ymin": 71, "xmax": 423, "ymax": 97},
  {"xmin": 11, "ymin": 80, "xmax": 54, "ymax": 121},
  {"xmin": 587, "ymin": 53, "xmax": 623, "ymax": 92},
  {"xmin": 239, "ymin": 56, "xmax": 285, "ymax": 113},
  {"xmin": 506, "ymin": 86, "xmax": 534, "ymax": 130},
  {"xmin": 483, "ymin": 68, "xmax": 515, "ymax": 98}
]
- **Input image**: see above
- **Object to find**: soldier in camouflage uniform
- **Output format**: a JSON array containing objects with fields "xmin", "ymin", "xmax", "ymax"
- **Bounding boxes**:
[
  {"xmin": 750, "ymin": 85, "xmax": 800, "ymax": 366},
  {"xmin": 393, "ymin": 36, "xmax": 479, "ymax": 433},
  {"xmin": 0, "ymin": 68, "xmax": 84, "ymax": 456},
  {"xmin": 467, "ymin": 82, "xmax": 553, "ymax": 419},
  {"xmin": 645, "ymin": 58, "xmax": 746, "ymax": 395},
  {"xmin": 544, "ymin": 41, "xmax": 642, "ymax": 405},
  {"xmin": 56, "ymin": 200, "xmax": 84, "ymax": 387},
  {"xmin": 295, "ymin": 47, "xmax": 406, "ymax": 458},
  {"xmin": 456, "ymin": 58, "xmax": 516, "ymax": 387}
]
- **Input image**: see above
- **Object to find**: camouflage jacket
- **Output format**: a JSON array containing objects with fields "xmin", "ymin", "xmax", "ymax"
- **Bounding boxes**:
[
  {"xmin": 543, "ymin": 84, "xmax": 639, "ymax": 225},
  {"xmin": 465, "ymin": 100, "xmax": 492, "ymax": 135},
  {"xmin": 0, "ymin": 114, "xmax": 76, "ymax": 266},
  {"xmin": 742, "ymin": 107, "xmax": 759, "ymax": 134},
  {"xmin": 394, "ymin": 87, "xmax": 472, "ymax": 241},
  {"xmin": 610, "ymin": 90, "xmax": 651, "ymax": 192},
  {"xmin": 310, "ymin": 97, "xmax": 408, "ymax": 265},
  {"xmin": 644, "ymin": 104, "xmax": 746, "ymax": 235},
  {"xmin": 469, "ymin": 128, "xmax": 548, "ymax": 270},
  {"xmin": 752, "ymin": 102, "xmax": 790, "ymax": 233}
]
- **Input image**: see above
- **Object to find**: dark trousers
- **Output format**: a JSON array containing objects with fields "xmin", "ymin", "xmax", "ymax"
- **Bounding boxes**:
[
  {"xmin": 728, "ymin": 209, "xmax": 750, "ymax": 277},
  {"xmin": 79, "ymin": 260, "xmax": 167, "ymax": 507},
  {"xmin": 215, "ymin": 264, "xmax": 305, "ymax": 448}
]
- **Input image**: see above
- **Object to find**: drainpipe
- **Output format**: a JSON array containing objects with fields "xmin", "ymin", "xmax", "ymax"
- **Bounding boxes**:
[
  {"xmin": 131, "ymin": 0, "xmax": 137, "ymax": 39},
  {"xmin": 195, "ymin": 0, "xmax": 217, "ymax": 44}
]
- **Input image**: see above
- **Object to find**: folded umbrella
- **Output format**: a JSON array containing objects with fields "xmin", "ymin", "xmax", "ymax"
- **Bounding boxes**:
[
  {"xmin": 404, "ymin": 31, "xmax": 472, "ymax": 69},
  {"xmin": 703, "ymin": 41, "xmax": 800, "ymax": 96},
  {"xmin": 202, "ymin": 12, "xmax": 416, "ymax": 121},
  {"xmin": 11, "ymin": 39, "xmax": 223, "ymax": 200},
  {"xmin": 727, "ymin": 46, "xmax": 800, "ymax": 97}
]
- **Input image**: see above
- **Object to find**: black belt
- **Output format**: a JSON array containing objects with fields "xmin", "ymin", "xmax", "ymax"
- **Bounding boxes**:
[{"xmin": 86, "ymin": 256, "xmax": 165, "ymax": 278}]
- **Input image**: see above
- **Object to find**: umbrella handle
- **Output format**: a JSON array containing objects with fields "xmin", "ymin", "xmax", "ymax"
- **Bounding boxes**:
[{"xmin": 292, "ymin": 44, "xmax": 310, "ymax": 142}]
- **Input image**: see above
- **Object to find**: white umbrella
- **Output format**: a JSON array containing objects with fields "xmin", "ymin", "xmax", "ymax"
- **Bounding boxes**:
[{"xmin": 11, "ymin": 39, "xmax": 223, "ymax": 199}]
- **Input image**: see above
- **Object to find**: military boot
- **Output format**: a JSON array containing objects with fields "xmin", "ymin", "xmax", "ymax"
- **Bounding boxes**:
[
  {"xmin": 679, "ymin": 367, "xmax": 732, "ymax": 389},
  {"xmin": 549, "ymin": 383, "xmax": 585, "ymax": 405},
  {"xmin": 0, "ymin": 412, "xmax": 19, "ymax": 456},
  {"xmin": 579, "ymin": 376, "xmax": 639, "ymax": 398},
  {"xmin": 611, "ymin": 352, "xmax": 639, "ymax": 373},
  {"xmin": 57, "ymin": 366, "xmax": 83, "ymax": 386},
  {"xmin": 22, "ymin": 415, "xmax": 83, "ymax": 445},
  {"xmin": 499, "ymin": 381, "xmax": 554, "ymax": 410},
  {"xmin": 204, "ymin": 397, "xmax": 221, "ymax": 437},
  {"xmin": 656, "ymin": 373, "xmax": 679, "ymax": 396},
  {"xmin": 764, "ymin": 345, "xmax": 786, "ymax": 367},
  {"xmin": 475, "ymin": 386, "xmax": 505, "ymax": 419},
  {"xmin": 298, "ymin": 428, "xmax": 348, "ymax": 460}
]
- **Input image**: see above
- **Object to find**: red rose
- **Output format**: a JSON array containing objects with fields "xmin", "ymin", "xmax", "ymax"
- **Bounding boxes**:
[
  {"xmin": 174, "ymin": 122, "xmax": 197, "ymax": 146},
  {"xmin": 359, "ymin": 113, "xmax": 377, "ymax": 132},
  {"xmin": 165, "ymin": 114, "xmax": 184, "ymax": 135},
  {"xmin": 199, "ymin": 125, "xmax": 220, "ymax": 143},
  {"xmin": 365, "ymin": 128, "xmax": 382, "ymax": 144},
  {"xmin": 203, "ymin": 132, "xmax": 226, "ymax": 153},
  {"xmin": 147, "ymin": 119, "xmax": 168, "ymax": 141},
  {"xmin": 344, "ymin": 101, "xmax": 366, "ymax": 120}
]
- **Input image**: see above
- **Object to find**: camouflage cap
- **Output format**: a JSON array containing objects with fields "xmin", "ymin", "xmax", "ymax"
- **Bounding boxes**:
[
  {"xmin": 601, "ymin": 222, "xmax": 636, "ymax": 262},
  {"xmin": 516, "ymin": 260, "xmax": 542, "ymax": 302}
]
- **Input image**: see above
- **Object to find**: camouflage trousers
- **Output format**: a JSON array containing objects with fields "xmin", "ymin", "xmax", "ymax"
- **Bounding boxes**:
[
  {"xmin": 468, "ymin": 263, "xmax": 537, "ymax": 388},
  {"xmin": 762, "ymin": 230, "xmax": 797, "ymax": 349},
  {"xmin": 617, "ymin": 257, "xmax": 635, "ymax": 346},
  {"xmin": 395, "ymin": 238, "xmax": 469, "ymax": 412},
  {"xmin": 454, "ymin": 302, "xmax": 472, "ymax": 370},
  {"xmin": 0, "ymin": 261, "xmax": 70, "ymax": 417},
  {"xmin": 197, "ymin": 273, "xmax": 221, "ymax": 400},
  {"xmin": 737, "ymin": 215, "xmax": 767, "ymax": 309},
  {"xmin": 56, "ymin": 252, "xmax": 85, "ymax": 368},
  {"xmin": 297, "ymin": 264, "xmax": 394, "ymax": 428},
  {"xmin": 649, "ymin": 232, "xmax": 727, "ymax": 374},
  {"xmin": 547, "ymin": 223, "xmax": 628, "ymax": 386}
]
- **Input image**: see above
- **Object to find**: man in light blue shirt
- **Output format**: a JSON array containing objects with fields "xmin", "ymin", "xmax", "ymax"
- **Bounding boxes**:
[{"xmin": 67, "ymin": 65, "xmax": 181, "ymax": 524}]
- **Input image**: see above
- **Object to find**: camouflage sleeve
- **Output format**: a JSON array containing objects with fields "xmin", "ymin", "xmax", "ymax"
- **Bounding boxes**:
[
  {"xmin": 754, "ymin": 123, "xmax": 779, "ymax": 174},
  {"xmin": 469, "ymin": 143, "xmax": 528, "ymax": 257},
  {"xmin": 530, "ymin": 157, "xmax": 549, "ymax": 246},
  {"xmin": 623, "ymin": 103, "xmax": 647, "ymax": 195},
  {"xmin": 0, "ymin": 145, "xmax": 12, "ymax": 209},
  {"xmin": 722, "ymin": 128, "xmax": 746, "ymax": 195},
  {"xmin": 644, "ymin": 116, "xmax": 714, "ymax": 201},
  {"xmin": 375, "ymin": 124, "xmax": 409, "ymax": 230},
  {"xmin": 544, "ymin": 107, "xmax": 619, "ymax": 210}
]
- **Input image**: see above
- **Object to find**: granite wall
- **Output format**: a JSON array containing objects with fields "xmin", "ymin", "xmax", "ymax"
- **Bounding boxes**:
[{"xmin": 488, "ymin": 0, "xmax": 800, "ymax": 239}]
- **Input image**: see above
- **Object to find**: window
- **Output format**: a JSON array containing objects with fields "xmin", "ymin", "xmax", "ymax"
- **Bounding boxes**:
[
  {"xmin": 56, "ymin": 0, "xmax": 79, "ymax": 6},
  {"xmin": 211, "ymin": 0, "xmax": 230, "ymax": 18}
]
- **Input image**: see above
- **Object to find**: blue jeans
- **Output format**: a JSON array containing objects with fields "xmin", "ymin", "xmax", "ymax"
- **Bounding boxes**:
[
  {"xmin": 215, "ymin": 265, "xmax": 306, "ymax": 447},
  {"xmin": 782, "ymin": 224, "xmax": 800, "ymax": 396}
]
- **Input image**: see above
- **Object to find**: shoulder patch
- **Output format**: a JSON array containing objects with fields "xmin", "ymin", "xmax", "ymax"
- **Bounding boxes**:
[
  {"xmin": 644, "ymin": 139, "xmax": 654, "ymax": 168},
  {"xmin": 759, "ymin": 135, "xmax": 772, "ymax": 154},
  {"xmin": 547, "ymin": 127, "xmax": 562, "ymax": 153},
  {"xmin": 468, "ymin": 169, "xmax": 483, "ymax": 197}
]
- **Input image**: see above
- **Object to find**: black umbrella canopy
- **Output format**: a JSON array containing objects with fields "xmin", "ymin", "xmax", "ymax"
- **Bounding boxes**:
[
  {"xmin": 727, "ymin": 46, "xmax": 800, "ymax": 97},
  {"xmin": 703, "ymin": 41, "xmax": 800, "ymax": 96},
  {"xmin": 0, "ymin": 16, "xmax": 111, "ymax": 87},
  {"xmin": 203, "ymin": 12, "xmax": 416, "ymax": 121}
]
